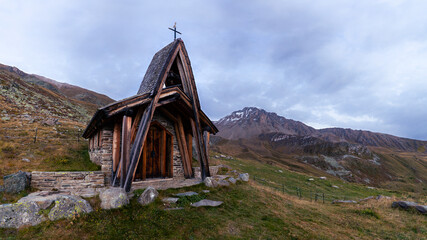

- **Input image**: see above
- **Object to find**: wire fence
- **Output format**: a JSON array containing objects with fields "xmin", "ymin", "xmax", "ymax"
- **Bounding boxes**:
[{"xmin": 253, "ymin": 175, "xmax": 358, "ymax": 204}]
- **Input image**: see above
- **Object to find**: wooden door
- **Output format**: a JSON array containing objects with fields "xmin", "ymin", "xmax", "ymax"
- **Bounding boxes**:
[{"xmin": 134, "ymin": 122, "xmax": 173, "ymax": 180}]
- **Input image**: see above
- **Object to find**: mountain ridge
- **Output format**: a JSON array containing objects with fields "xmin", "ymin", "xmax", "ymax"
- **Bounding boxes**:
[
  {"xmin": 215, "ymin": 107, "xmax": 427, "ymax": 152},
  {"xmin": 0, "ymin": 63, "xmax": 114, "ymax": 107}
]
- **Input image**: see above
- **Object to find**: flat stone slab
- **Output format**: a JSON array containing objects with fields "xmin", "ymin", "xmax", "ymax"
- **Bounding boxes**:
[
  {"xmin": 392, "ymin": 201, "xmax": 418, "ymax": 210},
  {"xmin": 162, "ymin": 197, "xmax": 179, "ymax": 203},
  {"xmin": 18, "ymin": 191, "xmax": 65, "ymax": 209},
  {"xmin": 332, "ymin": 200, "xmax": 357, "ymax": 204},
  {"xmin": 191, "ymin": 199, "xmax": 223, "ymax": 207},
  {"xmin": 175, "ymin": 191, "xmax": 198, "ymax": 197}
]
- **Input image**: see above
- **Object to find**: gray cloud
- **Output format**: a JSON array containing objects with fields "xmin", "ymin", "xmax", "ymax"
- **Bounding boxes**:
[{"xmin": 0, "ymin": 0, "xmax": 426, "ymax": 140}]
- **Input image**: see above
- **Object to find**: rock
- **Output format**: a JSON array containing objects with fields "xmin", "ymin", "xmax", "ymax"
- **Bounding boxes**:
[
  {"xmin": 238, "ymin": 173, "xmax": 249, "ymax": 182},
  {"xmin": 278, "ymin": 170, "xmax": 283, "ymax": 173},
  {"xmin": 332, "ymin": 185, "xmax": 339, "ymax": 189},
  {"xmin": 228, "ymin": 177, "xmax": 237, "ymax": 184},
  {"xmin": 18, "ymin": 191, "xmax": 62, "ymax": 209},
  {"xmin": 0, "ymin": 201, "xmax": 45, "ymax": 228},
  {"xmin": 415, "ymin": 205, "xmax": 427, "ymax": 214},
  {"xmin": 175, "ymin": 191, "xmax": 198, "ymax": 197},
  {"xmin": 48, "ymin": 195, "xmax": 93, "ymax": 221},
  {"xmin": 319, "ymin": 176, "xmax": 327, "ymax": 180},
  {"xmin": 359, "ymin": 196, "xmax": 374, "ymax": 202},
  {"xmin": 218, "ymin": 179, "xmax": 230, "ymax": 187},
  {"xmin": 202, "ymin": 190, "xmax": 210, "ymax": 193},
  {"xmin": 376, "ymin": 195, "xmax": 390, "ymax": 200},
  {"xmin": 332, "ymin": 200, "xmax": 357, "ymax": 204},
  {"xmin": 138, "ymin": 187, "xmax": 159, "ymax": 205},
  {"xmin": 3, "ymin": 171, "xmax": 30, "ymax": 194},
  {"xmin": 204, "ymin": 177, "xmax": 218, "ymax": 188},
  {"xmin": 191, "ymin": 199, "xmax": 223, "ymax": 207},
  {"xmin": 100, "ymin": 188, "xmax": 129, "ymax": 209},
  {"xmin": 367, "ymin": 186, "xmax": 375, "ymax": 189},
  {"xmin": 392, "ymin": 201, "xmax": 418, "ymax": 210},
  {"xmin": 162, "ymin": 198, "xmax": 179, "ymax": 203},
  {"xmin": 21, "ymin": 158, "xmax": 30, "ymax": 163}
]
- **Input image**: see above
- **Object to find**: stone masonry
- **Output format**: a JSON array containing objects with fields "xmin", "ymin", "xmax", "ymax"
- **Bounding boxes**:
[
  {"xmin": 31, "ymin": 171, "xmax": 105, "ymax": 192},
  {"xmin": 89, "ymin": 127, "xmax": 113, "ymax": 183}
]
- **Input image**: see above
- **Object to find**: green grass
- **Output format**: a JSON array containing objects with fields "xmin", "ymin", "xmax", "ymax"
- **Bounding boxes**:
[
  {"xmin": 215, "ymin": 153, "xmax": 397, "ymax": 202},
  {"xmin": 42, "ymin": 143, "xmax": 100, "ymax": 172}
]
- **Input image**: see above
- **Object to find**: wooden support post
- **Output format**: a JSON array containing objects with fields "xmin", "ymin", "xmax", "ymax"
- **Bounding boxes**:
[
  {"xmin": 204, "ymin": 132, "xmax": 210, "ymax": 155},
  {"xmin": 187, "ymin": 132, "xmax": 193, "ymax": 166},
  {"xmin": 175, "ymin": 116, "xmax": 192, "ymax": 178},
  {"xmin": 112, "ymin": 122, "xmax": 121, "ymax": 172},
  {"xmin": 160, "ymin": 130, "xmax": 166, "ymax": 177},
  {"xmin": 120, "ymin": 115, "xmax": 132, "ymax": 188}
]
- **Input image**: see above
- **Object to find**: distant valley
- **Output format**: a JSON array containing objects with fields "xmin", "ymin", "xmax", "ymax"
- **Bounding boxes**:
[{"xmin": 212, "ymin": 107, "xmax": 427, "ymax": 193}]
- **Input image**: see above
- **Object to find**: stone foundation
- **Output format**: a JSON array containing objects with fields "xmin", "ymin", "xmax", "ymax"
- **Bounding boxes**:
[{"xmin": 31, "ymin": 171, "xmax": 105, "ymax": 192}]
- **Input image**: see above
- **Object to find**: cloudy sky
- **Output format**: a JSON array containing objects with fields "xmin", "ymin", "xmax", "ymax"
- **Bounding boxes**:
[{"xmin": 1, "ymin": 0, "xmax": 426, "ymax": 140}]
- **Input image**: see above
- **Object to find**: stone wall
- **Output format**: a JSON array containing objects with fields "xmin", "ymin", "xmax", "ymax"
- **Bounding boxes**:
[
  {"xmin": 88, "ymin": 127, "xmax": 113, "ymax": 183},
  {"xmin": 31, "ymin": 171, "xmax": 105, "ymax": 192}
]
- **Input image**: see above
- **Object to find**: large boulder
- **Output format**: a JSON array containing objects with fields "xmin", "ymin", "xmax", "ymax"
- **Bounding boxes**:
[
  {"xmin": 138, "ymin": 187, "xmax": 159, "ymax": 206},
  {"xmin": 0, "ymin": 201, "xmax": 45, "ymax": 228},
  {"xmin": 191, "ymin": 199, "xmax": 223, "ymax": 207},
  {"xmin": 204, "ymin": 177, "xmax": 218, "ymax": 188},
  {"xmin": 99, "ymin": 188, "xmax": 129, "ymax": 209},
  {"xmin": 18, "ymin": 191, "xmax": 63, "ymax": 209},
  {"xmin": 238, "ymin": 173, "xmax": 250, "ymax": 182},
  {"xmin": 392, "ymin": 201, "xmax": 418, "ymax": 210},
  {"xmin": 48, "ymin": 195, "xmax": 93, "ymax": 221},
  {"xmin": 3, "ymin": 171, "xmax": 30, "ymax": 194}
]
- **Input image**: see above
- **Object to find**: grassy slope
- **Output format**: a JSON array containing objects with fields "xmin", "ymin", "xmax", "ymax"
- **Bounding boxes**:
[{"xmin": 1, "ymin": 155, "xmax": 426, "ymax": 240}]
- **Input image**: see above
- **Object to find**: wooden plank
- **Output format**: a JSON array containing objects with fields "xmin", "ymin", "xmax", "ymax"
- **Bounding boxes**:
[
  {"xmin": 176, "ymin": 115, "xmax": 192, "ymax": 177},
  {"xmin": 142, "ymin": 142, "xmax": 147, "ymax": 180},
  {"xmin": 187, "ymin": 132, "xmax": 193, "ymax": 166},
  {"xmin": 124, "ymin": 41, "xmax": 181, "ymax": 192},
  {"xmin": 112, "ymin": 122, "xmax": 121, "ymax": 172},
  {"xmin": 160, "ymin": 129, "xmax": 166, "ymax": 177},
  {"xmin": 120, "ymin": 115, "xmax": 132, "ymax": 188},
  {"xmin": 205, "ymin": 132, "xmax": 210, "ymax": 154},
  {"xmin": 130, "ymin": 107, "xmax": 145, "ymax": 144}
]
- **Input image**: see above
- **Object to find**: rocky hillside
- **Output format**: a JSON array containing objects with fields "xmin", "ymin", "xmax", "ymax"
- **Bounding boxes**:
[
  {"xmin": 213, "ymin": 108, "xmax": 427, "ymax": 190},
  {"xmin": 216, "ymin": 107, "xmax": 427, "ymax": 152},
  {"xmin": 0, "ymin": 63, "xmax": 114, "ymax": 108}
]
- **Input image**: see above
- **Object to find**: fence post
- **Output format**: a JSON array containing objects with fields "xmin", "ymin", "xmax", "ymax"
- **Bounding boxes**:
[{"xmin": 34, "ymin": 127, "xmax": 38, "ymax": 143}]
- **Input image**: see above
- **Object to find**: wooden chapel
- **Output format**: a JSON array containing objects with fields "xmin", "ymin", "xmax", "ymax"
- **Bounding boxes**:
[{"xmin": 82, "ymin": 39, "xmax": 218, "ymax": 191}]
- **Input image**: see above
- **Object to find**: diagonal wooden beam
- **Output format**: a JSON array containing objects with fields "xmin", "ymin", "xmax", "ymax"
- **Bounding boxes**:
[{"xmin": 123, "ymin": 41, "xmax": 181, "ymax": 192}]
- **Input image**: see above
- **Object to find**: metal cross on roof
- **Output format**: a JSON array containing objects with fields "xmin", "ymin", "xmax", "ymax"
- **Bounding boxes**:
[{"xmin": 168, "ymin": 22, "xmax": 181, "ymax": 40}]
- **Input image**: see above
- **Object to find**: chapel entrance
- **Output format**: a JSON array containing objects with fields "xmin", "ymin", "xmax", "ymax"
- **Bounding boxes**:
[{"xmin": 135, "ymin": 121, "xmax": 173, "ymax": 180}]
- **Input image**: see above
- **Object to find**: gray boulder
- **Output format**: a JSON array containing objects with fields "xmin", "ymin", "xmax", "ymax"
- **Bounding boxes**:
[
  {"xmin": 332, "ymin": 200, "xmax": 358, "ymax": 204},
  {"xmin": 238, "ymin": 173, "xmax": 249, "ymax": 182},
  {"xmin": 175, "ymin": 191, "xmax": 198, "ymax": 197},
  {"xmin": 392, "ymin": 201, "xmax": 418, "ymax": 210},
  {"xmin": 191, "ymin": 199, "xmax": 223, "ymax": 207},
  {"xmin": 162, "ymin": 197, "xmax": 179, "ymax": 203},
  {"xmin": 204, "ymin": 177, "xmax": 218, "ymax": 188},
  {"xmin": 0, "ymin": 201, "xmax": 45, "ymax": 228},
  {"xmin": 415, "ymin": 205, "xmax": 427, "ymax": 214},
  {"xmin": 228, "ymin": 177, "xmax": 237, "ymax": 184},
  {"xmin": 48, "ymin": 195, "xmax": 93, "ymax": 221},
  {"xmin": 3, "ymin": 171, "xmax": 30, "ymax": 194},
  {"xmin": 138, "ymin": 187, "xmax": 159, "ymax": 205},
  {"xmin": 100, "ymin": 188, "xmax": 129, "ymax": 209},
  {"xmin": 18, "ymin": 191, "xmax": 62, "ymax": 209}
]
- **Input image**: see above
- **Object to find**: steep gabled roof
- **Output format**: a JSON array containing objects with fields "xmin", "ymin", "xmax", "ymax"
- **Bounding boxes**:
[{"xmin": 137, "ymin": 40, "xmax": 179, "ymax": 95}]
